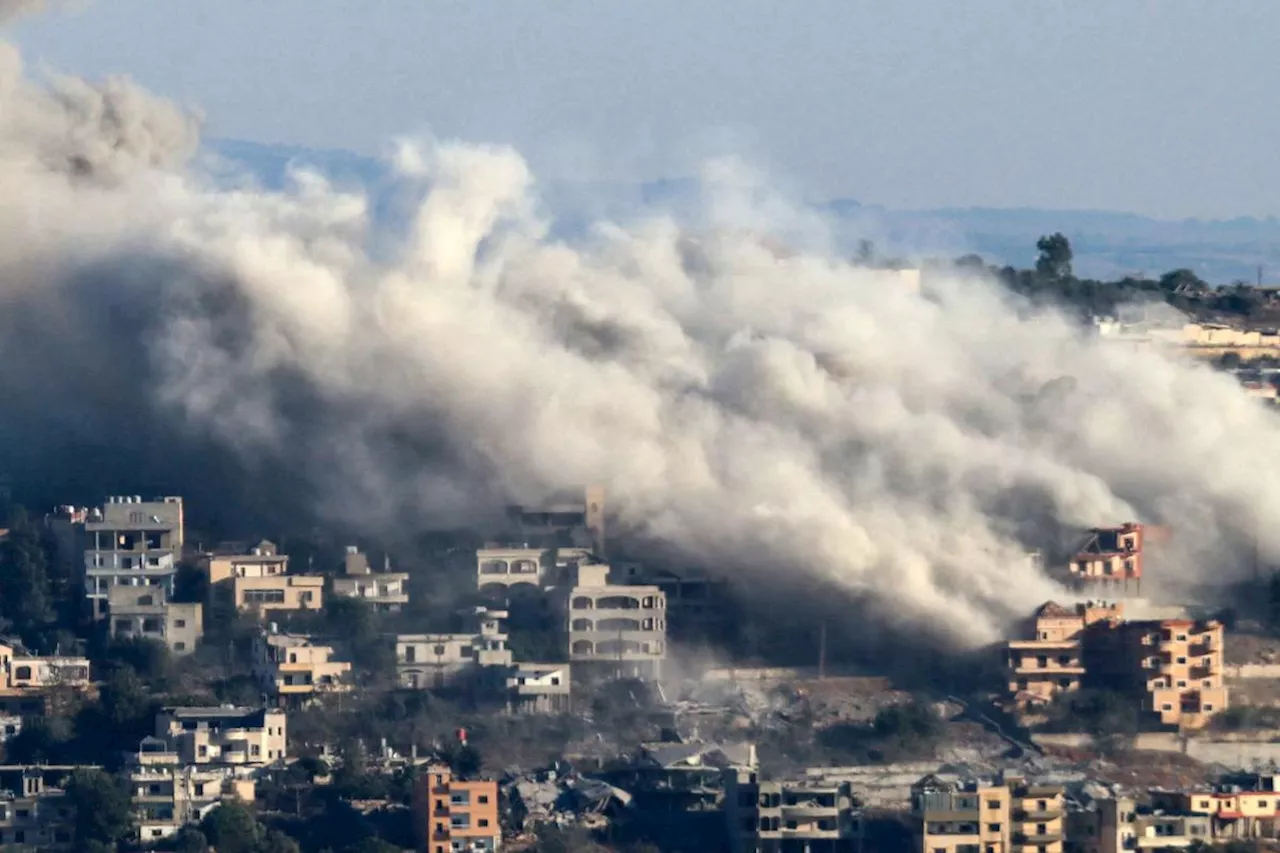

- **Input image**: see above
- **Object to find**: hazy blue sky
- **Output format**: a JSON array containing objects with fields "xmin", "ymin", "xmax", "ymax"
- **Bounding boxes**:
[{"xmin": 10, "ymin": 1, "xmax": 1280, "ymax": 219}]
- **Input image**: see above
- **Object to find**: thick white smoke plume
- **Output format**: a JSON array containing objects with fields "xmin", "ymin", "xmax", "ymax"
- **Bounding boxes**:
[{"xmin": 2, "ymin": 40, "xmax": 1278, "ymax": 647}]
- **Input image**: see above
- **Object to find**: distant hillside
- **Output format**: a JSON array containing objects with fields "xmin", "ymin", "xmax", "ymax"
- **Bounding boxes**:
[{"xmin": 204, "ymin": 139, "xmax": 1280, "ymax": 285}]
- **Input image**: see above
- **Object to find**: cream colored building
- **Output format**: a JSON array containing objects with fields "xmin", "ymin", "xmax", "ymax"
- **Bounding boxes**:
[
  {"xmin": 232, "ymin": 574, "xmax": 324, "ymax": 616},
  {"xmin": 0, "ymin": 642, "xmax": 91, "ymax": 691},
  {"xmin": 253, "ymin": 632, "xmax": 352, "ymax": 700},
  {"xmin": 1006, "ymin": 601, "xmax": 1121, "ymax": 707},
  {"xmin": 476, "ymin": 547, "xmax": 554, "ymax": 594},
  {"xmin": 396, "ymin": 608, "xmax": 512, "ymax": 690},
  {"xmin": 107, "ymin": 585, "xmax": 203, "ymax": 655},
  {"xmin": 913, "ymin": 773, "xmax": 1066, "ymax": 853},
  {"xmin": 205, "ymin": 541, "xmax": 289, "ymax": 585},
  {"xmin": 565, "ymin": 562, "xmax": 666, "ymax": 679},
  {"xmin": 126, "ymin": 738, "xmax": 256, "ymax": 843},
  {"xmin": 154, "ymin": 706, "xmax": 288, "ymax": 767},
  {"xmin": 331, "ymin": 546, "xmax": 410, "ymax": 612}
]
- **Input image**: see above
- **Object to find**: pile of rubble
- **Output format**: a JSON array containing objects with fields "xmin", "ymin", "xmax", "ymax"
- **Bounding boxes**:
[{"xmin": 504, "ymin": 763, "xmax": 633, "ymax": 834}]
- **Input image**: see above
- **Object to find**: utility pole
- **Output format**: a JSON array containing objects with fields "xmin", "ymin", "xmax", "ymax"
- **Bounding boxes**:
[{"xmin": 818, "ymin": 620, "xmax": 827, "ymax": 680}]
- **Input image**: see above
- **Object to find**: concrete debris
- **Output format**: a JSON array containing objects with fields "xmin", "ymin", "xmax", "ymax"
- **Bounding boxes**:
[{"xmin": 504, "ymin": 764, "xmax": 633, "ymax": 832}]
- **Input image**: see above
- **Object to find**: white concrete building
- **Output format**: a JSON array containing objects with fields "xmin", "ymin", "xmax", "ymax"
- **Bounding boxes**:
[
  {"xmin": 83, "ymin": 495, "xmax": 184, "ymax": 619},
  {"xmin": 107, "ymin": 585, "xmax": 203, "ymax": 655},
  {"xmin": 506, "ymin": 663, "xmax": 571, "ymax": 714},
  {"xmin": 126, "ymin": 738, "xmax": 257, "ymax": 843},
  {"xmin": 331, "ymin": 546, "xmax": 410, "ymax": 612},
  {"xmin": 396, "ymin": 608, "xmax": 512, "ymax": 690},
  {"xmin": 154, "ymin": 706, "xmax": 288, "ymax": 767},
  {"xmin": 565, "ymin": 562, "xmax": 666, "ymax": 679}
]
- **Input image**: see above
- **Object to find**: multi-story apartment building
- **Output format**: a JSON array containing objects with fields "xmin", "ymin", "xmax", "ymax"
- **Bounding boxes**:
[
  {"xmin": 1006, "ymin": 601, "xmax": 1228, "ymax": 729},
  {"xmin": 232, "ymin": 574, "xmax": 325, "ymax": 617},
  {"xmin": 396, "ymin": 608, "xmax": 512, "ymax": 690},
  {"xmin": 505, "ymin": 663, "xmax": 571, "ymax": 714},
  {"xmin": 331, "ymin": 546, "xmax": 410, "ymax": 612},
  {"xmin": 83, "ymin": 495, "xmax": 185, "ymax": 618},
  {"xmin": 125, "ymin": 739, "xmax": 256, "ymax": 843},
  {"xmin": 107, "ymin": 585, "xmax": 203, "ymax": 655},
  {"xmin": 1066, "ymin": 793, "xmax": 1138, "ymax": 853},
  {"xmin": 725, "ymin": 766, "xmax": 863, "ymax": 853},
  {"xmin": 154, "ymin": 706, "xmax": 288, "ymax": 767},
  {"xmin": 912, "ymin": 773, "xmax": 1066, "ymax": 853},
  {"xmin": 205, "ymin": 541, "xmax": 289, "ymax": 585},
  {"xmin": 564, "ymin": 562, "xmax": 666, "ymax": 680},
  {"xmin": 252, "ymin": 632, "xmax": 352, "ymax": 701},
  {"xmin": 412, "ymin": 764, "xmax": 501, "ymax": 853},
  {"xmin": 1089, "ymin": 616, "xmax": 1227, "ymax": 730},
  {"xmin": 0, "ymin": 765, "xmax": 80, "ymax": 851},
  {"xmin": 506, "ymin": 484, "xmax": 606, "ymax": 555},
  {"xmin": 1006, "ymin": 601, "xmax": 1120, "ymax": 707}
]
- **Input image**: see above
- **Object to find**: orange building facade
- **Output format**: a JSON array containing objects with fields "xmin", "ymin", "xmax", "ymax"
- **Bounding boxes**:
[{"xmin": 413, "ymin": 765, "xmax": 501, "ymax": 853}]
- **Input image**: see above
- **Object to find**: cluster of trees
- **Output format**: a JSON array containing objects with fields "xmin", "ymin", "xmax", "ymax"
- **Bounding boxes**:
[
  {"xmin": 0, "ymin": 508, "xmax": 78, "ymax": 651},
  {"xmin": 815, "ymin": 699, "xmax": 946, "ymax": 764},
  {"xmin": 949, "ymin": 232, "xmax": 1276, "ymax": 323}
]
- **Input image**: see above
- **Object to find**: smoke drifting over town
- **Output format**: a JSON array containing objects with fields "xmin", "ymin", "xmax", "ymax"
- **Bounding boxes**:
[{"xmin": 2, "ymin": 34, "xmax": 1278, "ymax": 648}]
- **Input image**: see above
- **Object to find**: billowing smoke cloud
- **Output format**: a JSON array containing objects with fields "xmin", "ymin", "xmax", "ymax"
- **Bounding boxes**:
[{"xmin": 1, "ymin": 39, "xmax": 1277, "ymax": 647}]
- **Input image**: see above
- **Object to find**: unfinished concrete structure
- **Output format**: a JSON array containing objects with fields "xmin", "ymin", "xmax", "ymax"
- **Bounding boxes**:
[
  {"xmin": 1066, "ymin": 523, "xmax": 1169, "ymax": 593},
  {"xmin": 107, "ymin": 585, "xmax": 203, "ymax": 655},
  {"xmin": 506, "ymin": 484, "xmax": 607, "ymax": 556},
  {"xmin": 83, "ymin": 495, "xmax": 185, "ymax": 619},
  {"xmin": 726, "ymin": 764, "xmax": 864, "ymax": 853},
  {"xmin": 331, "ymin": 546, "xmax": 410, "ymax": 612},
  {"xmin": 125, "ymin": 739, "xmax": 256, "ymax": 843},
  {"xmin": 564, "ymin": 561, "xmax": 666, "ymax": 680}
]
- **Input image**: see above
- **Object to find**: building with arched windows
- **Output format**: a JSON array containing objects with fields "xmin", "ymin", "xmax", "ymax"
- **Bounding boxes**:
[{"xmin": 563, "ymin": 562, "xmax": 666, "ymax": 680}]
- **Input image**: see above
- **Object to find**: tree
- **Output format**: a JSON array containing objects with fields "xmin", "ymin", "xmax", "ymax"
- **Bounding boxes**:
[
  {"xmin": 1035, "ymin": 233, "xmax": 1073, "ymax": 281},
  {"xmin": 201, "ymin": 801, "xmax": 262, "ymax": 853},
  {"xmin": 0, "ymin": 509, "xmax": 54, "ymax": 639},
  {"xmin": 175, "ymin": 828, "xmax": 210, "ymax": 853},
  {"xmin": 260, "ymin": 829, "xmax": 303, "ymax": 853},
  {"xmin": 64, "ymin": 768, "xmax": 134, "ymax": 850},
  {"xmin": 1158, "ymin": 268, "xmax": 1208, "ymax": 296}
]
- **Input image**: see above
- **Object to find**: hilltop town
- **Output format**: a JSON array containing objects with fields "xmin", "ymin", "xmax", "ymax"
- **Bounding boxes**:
[{"xmin": 6, "ymin": 456, "xmax": 1280, "ymax": 853}]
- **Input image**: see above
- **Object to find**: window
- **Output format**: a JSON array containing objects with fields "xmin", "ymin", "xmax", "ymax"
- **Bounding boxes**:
[
  {"xmin": 300, "ymin": 591, "xmax": 314, "ymax": 604},
  {"xmin": 450, "ymin": 814, "xmax": 471, "ymax": 829},
  {"xmin": 478, "ymin": 819, "xmax": 490, "ymax": 827},
  {"xmin": 142, "ymin": 618, "xmax": 162, "ymax": 632},
  {"xmin": 1176, "ymin": 681, "xmax": 1186, "ymax": 688},
  {"xmin": 114, "ymin": 619, "xmax": 132, "ymax": 634},
  {"xmin": 14, "ymin": 666, "xmax": 31, "ymax": 681},
  {"xmin": 244, "ymin": 589, "xmax": 285, "ymax": 604},
  {"xmin": 1176, "ymin": 634, "xmax": 1187, "ymax": 641},
  {"xmin": 987, "ymin": 823, "xmax": 1001, "ymax": 832},
  {"xmin": 1205, "ymin": 704, "xmax": 1215, "ymax": 711},
  {"xmin": 174, "ymin": 642, "xmax": 186, "ymax": 652},
  {"xmin": 434, "ymin": 645, "xmax": 446, "ymax": 656},
  {"xmin": 478, "ymin": 795, "xmax": 489, "ymax": 804},
  {"xmin": 1176, "ymin": 657, "xmax": 1187, "ymax": 664},
  {"xmin": 986, "ymin": 800, "xmax": 1001, "ymax": 810},
  {"xmin": 175, "ymin": 619, "xmax": 186, "ymax": 628},
  {"xmin": 1162, "ymin": 703, "xmax": 1173, "ymax": 711}
]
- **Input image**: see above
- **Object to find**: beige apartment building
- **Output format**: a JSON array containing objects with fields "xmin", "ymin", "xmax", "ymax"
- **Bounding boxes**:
[
  {"xmin": 107, "ymin": 585, "xmax": 203, "ymax": 655},
  {"xmin": 396, "ymin": 608, "xmax": 512, "ymax": 690},
  {"xmin": 232, "ymin": 574, "xmax": 325, "ymax": 616},
  {"xmin": 724, "ymin": 766, "xmax": 864, "ymax": 853},
  {"xmin": 205, "ymin": 541, "xmax": 289, "ymax": 585},
  {"xmin": 912, "ymin": 773, "xmax": 1066, "ymax": 853},
  {"xmin": 125, "ymin": 738, "xmax": 256, "ymax": 843},
  {"xmin": 253, "ymin": 632, "xmax": 352, "ymax": 700},
  {"xmin": 331, "ymin": 546, "xmax": 410, "ymax": 612},
  {"xmin": 154, "ymin": 706, "xmax": 288, "ymax": 767},
  {"xmin": 83, "ymin": 495, "xmax": 185, "ymax": 618},
  {"xmin": 565, "ymin": 562, "xmax": 666, "ymax": 680},
  {"xmin": 1007, "ymin": 601, "xmax": 1227, "ymax": 729},
  {"xmin": 1006, "ymin": 601, "xmax": 1121, "ymax": 707}
]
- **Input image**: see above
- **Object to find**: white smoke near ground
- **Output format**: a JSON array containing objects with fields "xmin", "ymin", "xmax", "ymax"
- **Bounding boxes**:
[{"xmin": 1, "ymin": 40, "xmax": 1278, "ymax": 647}]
